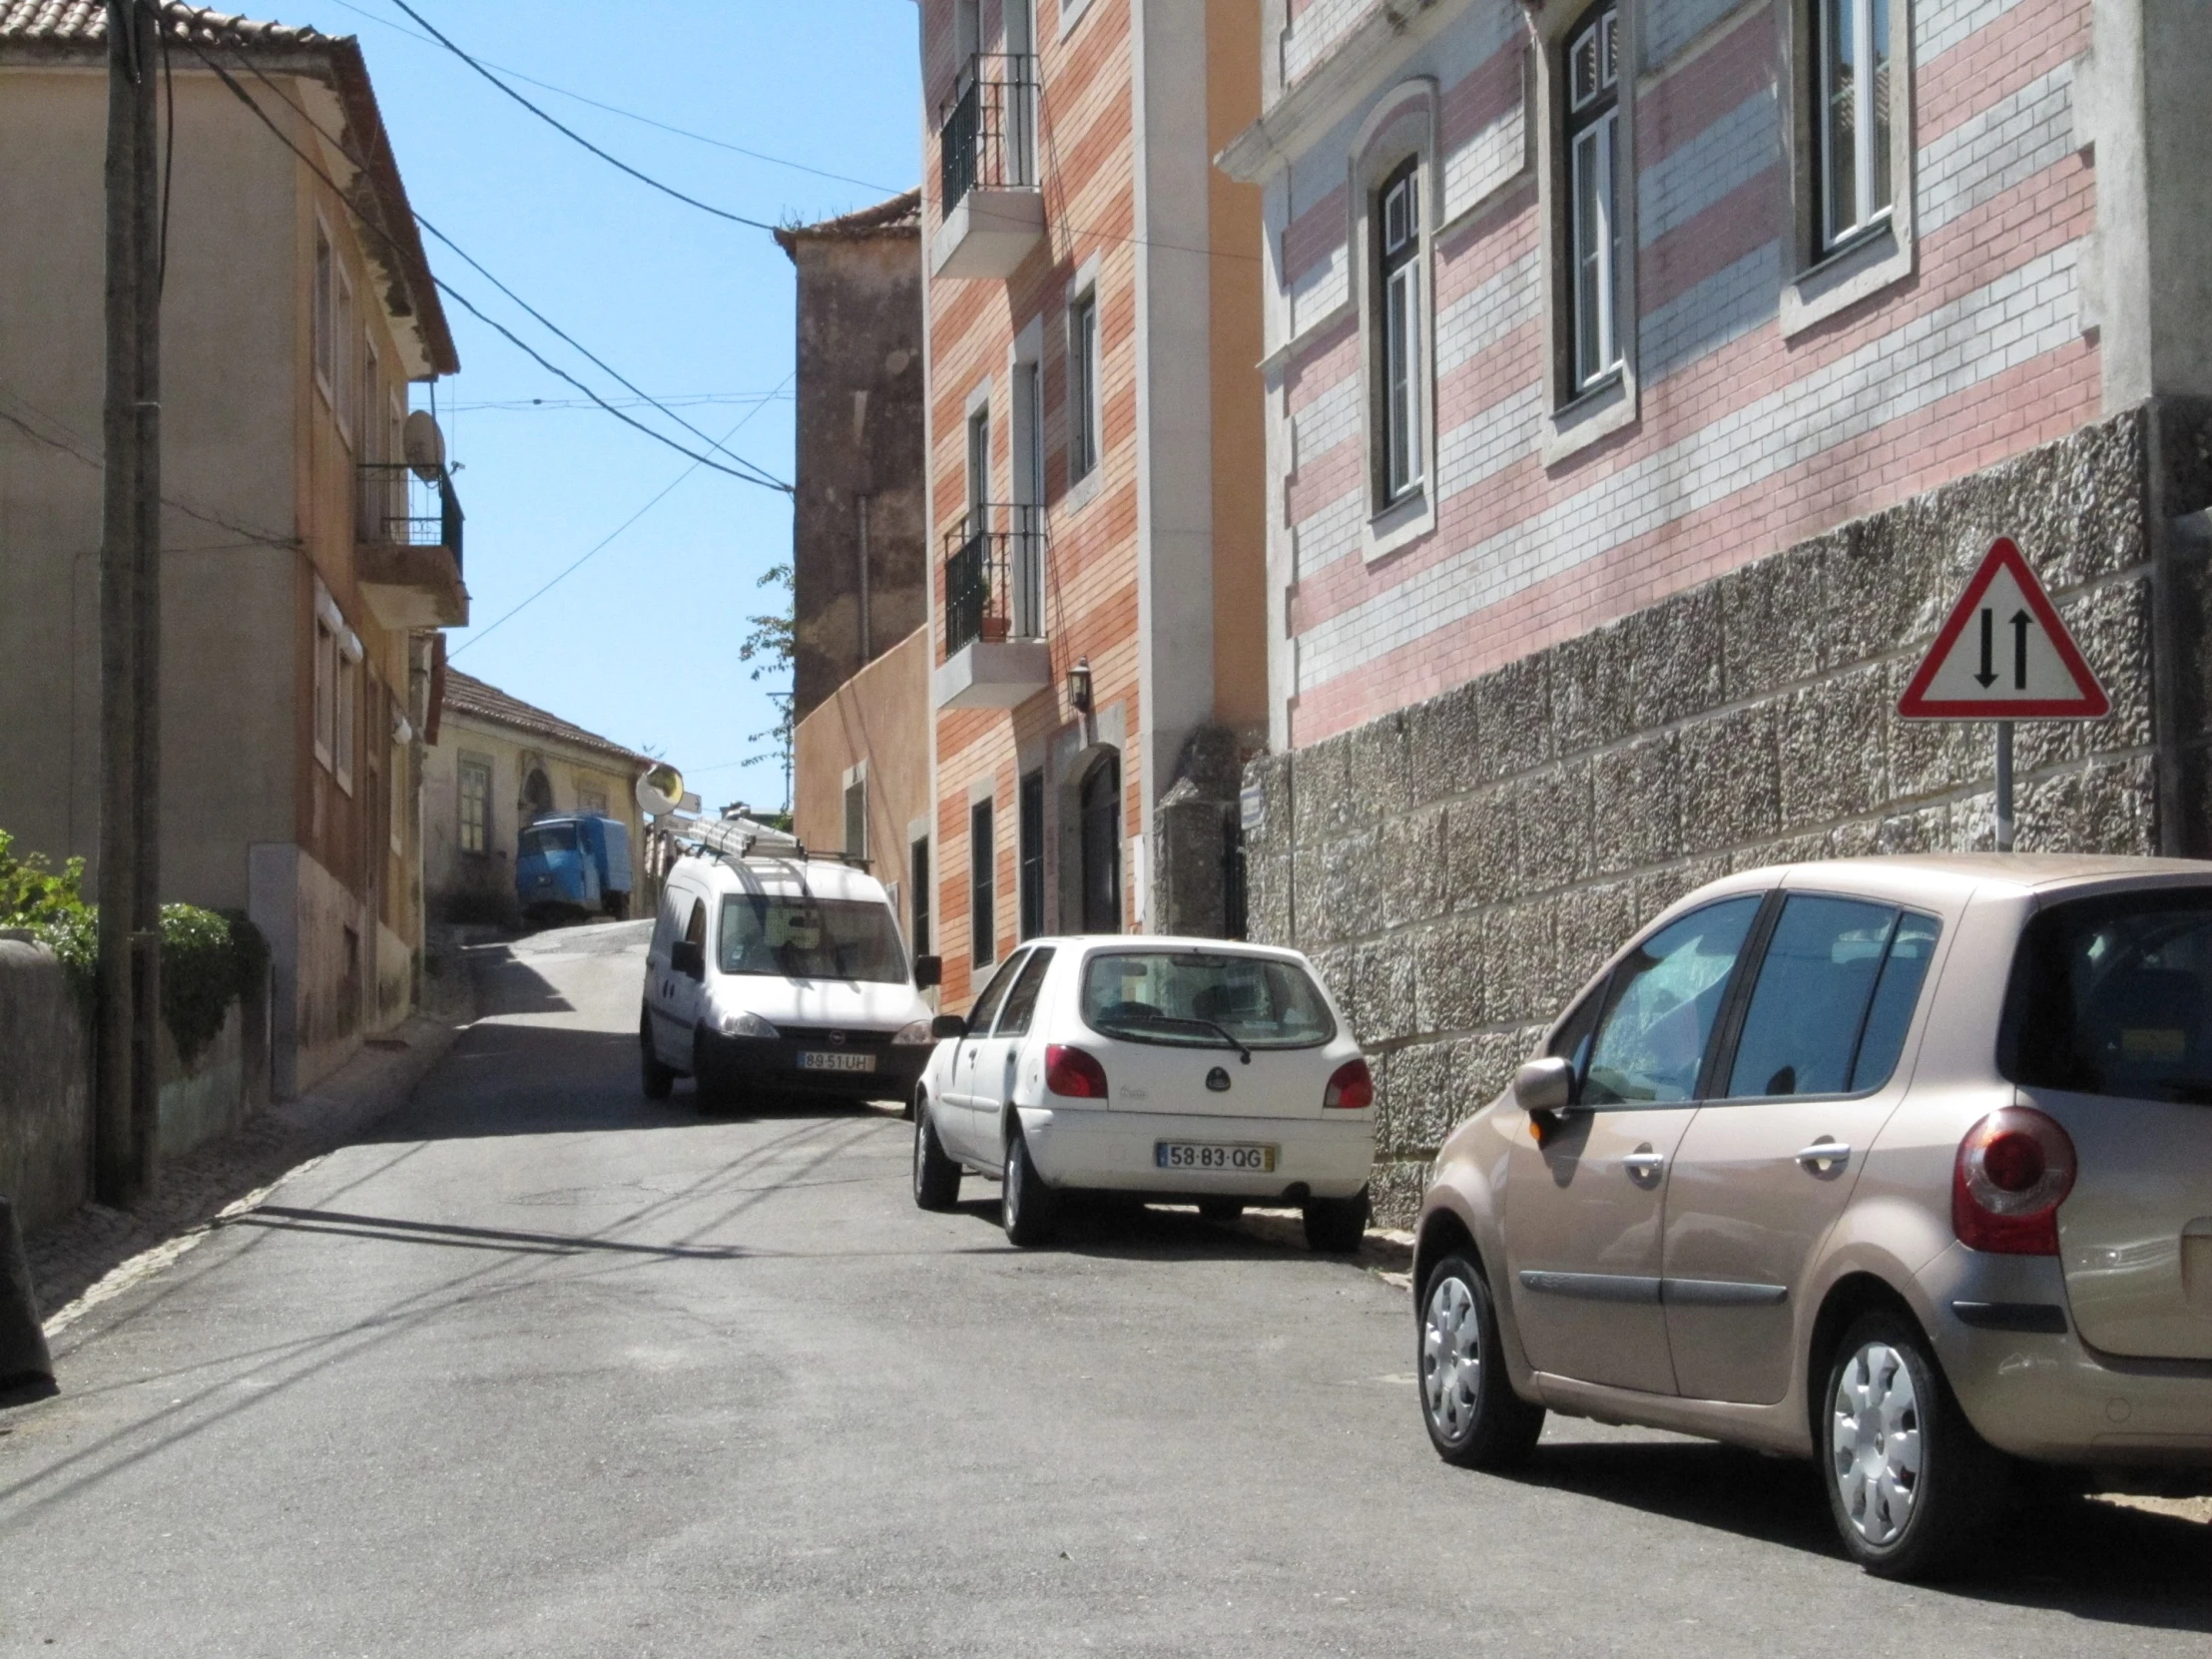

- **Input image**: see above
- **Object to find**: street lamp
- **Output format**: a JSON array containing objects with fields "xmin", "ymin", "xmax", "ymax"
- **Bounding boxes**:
[{"xmin": 1066, "ymin": 655, "xmax": 1092, "ymax": 714}]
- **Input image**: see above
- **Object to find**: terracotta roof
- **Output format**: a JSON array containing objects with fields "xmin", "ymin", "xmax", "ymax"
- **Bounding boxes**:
[
  {"xmin": 0, "ymin": 0, "xmax": 319, "ymax": 47},
  {"xmin": 0, "ymin": 3, "xmax": 458, "ymax": 378},
  {"xmin": 438, "ymin": 669, "xmax": 654, "ymax": 771},
  {"xmin": 773, "ymin": 189, "xmax": 921, "ymax": 257}
]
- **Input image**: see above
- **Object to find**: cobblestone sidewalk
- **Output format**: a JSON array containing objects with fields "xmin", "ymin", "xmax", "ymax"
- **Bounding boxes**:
[{"xmin": 28, "ymin": 946, "xmax": 480, "ymax": 1330}]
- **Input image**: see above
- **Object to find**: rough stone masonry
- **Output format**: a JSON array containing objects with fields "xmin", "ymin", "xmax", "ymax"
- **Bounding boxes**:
[{"xmin": 1242, "ymin": 400, "xmax": 2212, "ymax": 1221}]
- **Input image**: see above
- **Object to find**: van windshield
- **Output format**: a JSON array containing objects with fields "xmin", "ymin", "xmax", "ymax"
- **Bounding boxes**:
[
  {"xmin": 519, "ymin": 824, "xmax": 577, "ymax": 858},
  {"xmin": 1080, "ymin": 951, "xmax": 1335, "ymax": 1049},
  {"xmin": 2000, "ymin": 888, "xmax": 2212, "ymax": 1104},
  {"xmin": 718, "ymin": 895, "xmax": 906, "ymax": 984}
]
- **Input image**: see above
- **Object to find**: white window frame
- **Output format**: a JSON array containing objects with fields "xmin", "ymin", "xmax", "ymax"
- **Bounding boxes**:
[
  {"xmin": 312, "ymin": 216, "xmax": 335, "ymax": 401},
  {"xmin": 1009, "ymin": 314, "xmax": 1047, "ymax": 639},
  {"xmin": 458, "ymin": 757, "xmax": 492, "ymax": 856},
  {"xmin": 1531, "ymin": 0, "xmax": 1640, "ymax": 463},
  {"xmin": 1817, "ymin": 0, "xmax": 1892, "ymax": 253},
  {"xmin": 1377, "ymin": 160, "xmax": 1424, "ymax": 506},
  {"xmin": 1066, "ymin": 280, "xmax": 1101, "ymax": 492},
  {"xmin": 1781, "ymin": 0, "xmax": 1916, "ymax": 337},
  {"xmin": 1348, "ymin": 81, "xmax": 1438, "ymax": 563},
  {"xmin": 333, "ymin": 264, "xmax": 355, "ymax": 448}
]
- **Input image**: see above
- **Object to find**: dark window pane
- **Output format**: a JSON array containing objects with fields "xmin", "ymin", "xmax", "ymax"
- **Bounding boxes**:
[
  {"xmin": 1583, "ymin": 897, "xmax": 1762, "ymax": 1105},
  {"xmin": 2000, "ymin": 888, "xmax": 2212, "ymax": 1104},
  {"xmin": 1849, "ymin": 910, "xmax": 1938, "ymax": 1091},
  {"xmin": 1724, "ymin": 896, "xmax": 1896, "ymax": 1099},
  {"xmin": 967, "ymin": 948, "xmax": 1024, "ymax": 1031},
  {"xmin": 996, "ymin": 946, "xmax": 1056, "ymax": 1037},
  {"xmin": 1080, "ymin": 950, "xmax": 1335, "ymax": 1049},
  {"xmin": 970, "ymin": 800, "xmax": 995, "ymax": 966}
]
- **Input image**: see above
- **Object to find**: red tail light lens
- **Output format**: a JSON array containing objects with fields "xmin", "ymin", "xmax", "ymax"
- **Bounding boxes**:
[
  {"xmin": 1953, "ymin": 1107, "xmax": 2076, "ymax": 1255},
  {"xmin": 1044, "ymin": 1044, "xmax": 1109, "ymax": 1099},
  {"xmin": 1324, "ymin": 1057, "xmax": 1375, "ymax": 1110}
]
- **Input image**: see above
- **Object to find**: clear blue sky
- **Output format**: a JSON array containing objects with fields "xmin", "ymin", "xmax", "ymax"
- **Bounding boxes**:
[{"xmin": 281, "ymin": 0, "xmax": 921, "ymax": 811}]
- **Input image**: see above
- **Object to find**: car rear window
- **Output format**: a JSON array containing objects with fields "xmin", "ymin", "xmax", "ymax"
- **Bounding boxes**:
[
  {"xmin": 1080, "ymin": 951, "xmax": 1335, "ymax": 1049},
  {"xmin": 1999, "ymin": 888, "xmax": 2212, "ymax": 1104}
]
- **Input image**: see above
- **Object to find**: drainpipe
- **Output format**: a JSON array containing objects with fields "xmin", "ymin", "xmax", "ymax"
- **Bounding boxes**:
[{"xmin": 857, "ymin": 492, "xmax": 872, "ymax": 666}]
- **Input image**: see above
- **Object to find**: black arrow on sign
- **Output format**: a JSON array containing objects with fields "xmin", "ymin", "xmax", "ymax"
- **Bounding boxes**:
[
  {"xmin": 1975, "ymin": 608, "xmax": 1997, "ymax": 687},
  {"xmin": 2011, "ymin": 610, "xmax": 2031, "ymax": 690}
]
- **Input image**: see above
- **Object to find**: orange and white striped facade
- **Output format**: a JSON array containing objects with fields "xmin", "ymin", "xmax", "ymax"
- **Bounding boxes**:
[
  {"xmin": 1223, "ymin": 0, "xmax": 2129, "ymax": 750},
  {"xmin": 915, "ymin": 0, "xmax": 1268, "ymax": 1008}
]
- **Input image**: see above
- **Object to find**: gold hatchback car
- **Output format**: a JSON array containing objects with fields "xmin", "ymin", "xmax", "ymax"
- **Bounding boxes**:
[{"xmin": 1414, "ymin": 855, "xmax": 2212, "ymax": 1579}]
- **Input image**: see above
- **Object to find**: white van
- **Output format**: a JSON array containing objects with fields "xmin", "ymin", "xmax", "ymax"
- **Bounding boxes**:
[{"xmin": 640, "ymin": 835, "xmax": 941, "ymax": 1110}]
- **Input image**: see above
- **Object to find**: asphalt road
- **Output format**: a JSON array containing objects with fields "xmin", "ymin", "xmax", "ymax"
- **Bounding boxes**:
[{"xmin": 2, "ymin": 922, "xmax": 2205, "ymax": 1656}]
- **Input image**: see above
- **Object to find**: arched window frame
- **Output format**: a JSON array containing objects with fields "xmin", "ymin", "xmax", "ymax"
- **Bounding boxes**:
[{"xmin": 1348, "ymin": 80, "xmax": 1439, "ymax": 564}]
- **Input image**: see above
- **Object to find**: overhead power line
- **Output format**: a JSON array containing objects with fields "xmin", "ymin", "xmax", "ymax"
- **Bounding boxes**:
[
  {"xmin": 450, "ymin": 370, "xmax": 795, "ymax": 661},
  {"xmin": 382, "ymin": 0, "xmax": 783, "ymax": 232},
  {"xmin": 322, "ymin": 0, "xmax": 901, "ymax": 197},
  {"xmin": 185, "ymin": 41, "xmax": 792, "ymax": 494}
]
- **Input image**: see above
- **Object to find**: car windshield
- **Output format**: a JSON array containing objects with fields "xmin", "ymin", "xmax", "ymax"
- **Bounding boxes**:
[
  {"xmin": 2000, "ymin": 887, "xmax": 2212, "ymax": 1104},
  {"xmin": 518, "ymin": 824, "xmax": 577, "ymax": 858},
  {"xmin": 718, "ymin": 894, "xmax": 906, "ymax": 984},
  {"xmin": 1079, "ymin": 951, "xmax": 1335, "ymax": 1049}
]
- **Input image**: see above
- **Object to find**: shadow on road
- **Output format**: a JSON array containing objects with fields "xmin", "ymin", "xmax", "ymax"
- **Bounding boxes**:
[{"xmin": 1497, "ymin": 1439, "xmax": 2212, "ymax": 1631}]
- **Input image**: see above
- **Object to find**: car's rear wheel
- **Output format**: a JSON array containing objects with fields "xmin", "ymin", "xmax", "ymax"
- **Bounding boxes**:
[
  {"xmin": 640, "ymin": 1015, "xmax": 675, "ymax": 1101},
  {"xmin": 1418, "ymin": 1251, "xmax": 1544, "ymax": 1468},
  {"xmin": 912, "ymin": 1099, "xmax": 961, "ymax": 1212},
  {"xmin": 1303, "ymin": 1187, "xmax": 1370, "ymax": 1253},
  {"xmin": 1823, "ymin": 1310, "xmax": 2011, "ymax": 1580},
  {"xmin": 1001, "ymin": 1125, "xmax": 1058, "ymax": 1247}
]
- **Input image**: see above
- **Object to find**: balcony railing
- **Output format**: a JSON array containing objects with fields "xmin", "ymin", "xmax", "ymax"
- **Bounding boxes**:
[
  {"xmin": 943, "ymin": 502, "xmax": 1046, "ymax": 656},
  {"xmin": 938, "ymin": 53, "xmax": 1038, "ymax": 214},
  {"xmin": 357, "ymin": 461, "xmax": 464, "ymax": 573}
]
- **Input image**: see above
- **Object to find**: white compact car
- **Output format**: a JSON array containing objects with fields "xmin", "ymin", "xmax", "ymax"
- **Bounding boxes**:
[{"xmin": 910, "ymin": 936, "xmax": 1375, "ymax": 1249}]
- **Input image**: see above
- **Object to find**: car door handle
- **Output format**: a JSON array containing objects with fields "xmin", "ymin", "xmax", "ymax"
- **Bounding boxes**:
[
  {"xmin": 1621, "ymin": 1151, "xmax": 1666, "ymax": 1176},
  {"xmin": 1795, "ymin": 1142, "xmax": 1852, "ymax": 1170}
]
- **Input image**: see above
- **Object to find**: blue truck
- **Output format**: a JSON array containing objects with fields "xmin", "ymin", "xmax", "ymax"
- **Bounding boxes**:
[{"xmin": 515, "ymin": 816, "xmax": 634, "ymax": 922}]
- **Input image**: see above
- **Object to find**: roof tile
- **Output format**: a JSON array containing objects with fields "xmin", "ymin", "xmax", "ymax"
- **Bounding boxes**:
[{"xmin": 439, "ymin": 669, "xmax": 653, "ymax": 772}]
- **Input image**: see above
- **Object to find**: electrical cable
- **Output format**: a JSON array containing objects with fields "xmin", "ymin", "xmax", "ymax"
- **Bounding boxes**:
[
  {"xmin": 322, "ymin": 0, "xmax": 902, "ymax": 197},
  {"xmin": 184, "ymin": 41, "xmax": 793, "ymax": 493},
  {"xmin": 214, "ymin": 42, "xmax": 791, "ymax": 494},
  {"xmin": 448, "ymin": 370, "xmax": 793, "ymax": 660},
  {"xmin": 155, "ymin": 0, "xmax": 175, "ymax": 297},
  {"xmin": 382, "ymin": 0, "xmax": 783, "ymax": 232}
]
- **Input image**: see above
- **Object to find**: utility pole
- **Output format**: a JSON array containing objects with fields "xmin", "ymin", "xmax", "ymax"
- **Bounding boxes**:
[{"xmin": 95, "ymin": 0, "xmax": 163, "ymax": 1206}]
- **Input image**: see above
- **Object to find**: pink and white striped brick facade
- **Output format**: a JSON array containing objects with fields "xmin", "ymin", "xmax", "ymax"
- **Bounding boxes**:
[{"xmin": 1258, "ymin": 0, "xmax": 2100, "ymax": 747}]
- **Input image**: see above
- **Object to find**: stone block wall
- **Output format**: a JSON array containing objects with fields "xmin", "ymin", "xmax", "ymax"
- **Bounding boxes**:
[{"xmin": 1243, "ymin": 404, "xmax": 2212, "ymax": 1220}]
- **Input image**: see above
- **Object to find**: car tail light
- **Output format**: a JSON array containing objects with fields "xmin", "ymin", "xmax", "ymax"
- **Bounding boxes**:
[
  {"xmin": 1044, "ymin": 1044, "xmax": 1109, "ymax": 1099},
  {"xmin": 1952, "ymin": 1106, "xmax": 2076, "ymax": 1255},
  {"xmin": 1324, "ymin": 1057, "xmax": 1375, "ymax": 1110}
]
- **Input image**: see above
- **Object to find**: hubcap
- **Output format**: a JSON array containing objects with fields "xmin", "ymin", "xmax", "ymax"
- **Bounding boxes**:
[
  {"xmin": 913, "ymin": 1116, "xmax": 926, "ymax": 1193},
  {"xmin": 1421, "ymin": 1274, "xmax": 1481, "ymax": 1439},
  {"xmin": 1831, "ymin": 1341, "xmax": 1925, "ymax": 1547},
  {"xmin": 1005, "ymin": 1142, "xmax": 1023, "ymax": 1220}
]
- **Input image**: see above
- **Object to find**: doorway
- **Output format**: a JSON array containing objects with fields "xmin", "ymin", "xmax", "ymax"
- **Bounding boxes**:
[{"xmin": 1078, "ymin": 752, "xmax": 1121, "ymax": 934}]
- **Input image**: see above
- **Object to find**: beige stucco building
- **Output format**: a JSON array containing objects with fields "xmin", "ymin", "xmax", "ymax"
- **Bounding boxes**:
[
  {"xmin": 421, "ymin": 669, "xmax": 650, "ymax": 926},
  {"xmin": 0, "ymin": 4, "xmax": 465, "ymax": 1095}
]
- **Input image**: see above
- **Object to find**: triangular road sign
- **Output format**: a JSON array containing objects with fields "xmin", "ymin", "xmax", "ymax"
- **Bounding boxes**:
[{"xmin": 1897, "ymin": 538, "xmax": 2109, "ymax": 720}]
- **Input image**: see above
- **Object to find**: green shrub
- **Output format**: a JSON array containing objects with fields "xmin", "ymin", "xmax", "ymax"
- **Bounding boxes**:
[{"xmin": 1, "ymin": 828, "xmax": 268, "ymax": 1064}]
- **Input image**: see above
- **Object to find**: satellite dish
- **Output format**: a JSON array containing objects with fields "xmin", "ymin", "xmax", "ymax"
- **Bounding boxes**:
[
  {"xmin": 403, "ymin": 409, "xmax": 446, "ymax": 481},
  {"xmin": 635, "ymin": 763, "xmax": 684, "ymax": 817}
]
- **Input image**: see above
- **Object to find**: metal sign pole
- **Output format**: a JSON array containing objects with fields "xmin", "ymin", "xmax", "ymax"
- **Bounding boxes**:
[{"xmin": 1994, "ymin": 721, "xmax": 2014, "ymax": 852}]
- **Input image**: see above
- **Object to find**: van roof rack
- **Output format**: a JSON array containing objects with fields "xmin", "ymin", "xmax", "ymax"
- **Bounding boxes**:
[{"xmin": 671, "ymin": 815, "xmax": 871, "ymax": 873}]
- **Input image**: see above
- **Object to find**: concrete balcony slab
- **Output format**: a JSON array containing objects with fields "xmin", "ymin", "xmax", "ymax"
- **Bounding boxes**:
[
  {"xmin": 930, "ymin": 188, "xmax": 1045, "ymax": 279},
  {"xmin": 357, "ymin": 542, "xmax": 468, "ymax": 630},
  {"xmin": 932, "ymin": 637, "xmax": 1052, "ymax": 709}
]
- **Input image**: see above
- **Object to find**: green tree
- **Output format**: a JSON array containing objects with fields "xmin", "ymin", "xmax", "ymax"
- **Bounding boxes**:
[{"xmin": 738, "ymin": 563, "xmax": 796, "ymax": 812}]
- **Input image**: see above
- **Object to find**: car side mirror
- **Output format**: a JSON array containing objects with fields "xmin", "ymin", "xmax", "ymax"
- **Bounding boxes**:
[
  {"xmin": 670, "ymin": 939, "xmax": 705, "ymax": 981},
  {"xmin": 930, "ymin": 1013, "xmax": 967, "ymax": 1041},
  {"xmin": 914, "ymin": 953, "xmax": 942, "ymax": 990},
  {"xmin": 1512, "ymin": 1056, "xmax": 1576, "ymax": 1114}
]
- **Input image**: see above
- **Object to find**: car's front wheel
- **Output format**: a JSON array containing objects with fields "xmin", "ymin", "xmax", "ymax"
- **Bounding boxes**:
[
  {"xmin": 1001, "ymin": 1125, "xmax": 1058, "ymax": 1247},
  {"xmin": 1418, "ymin": 1251, "xmax": 1545, "ymax": 1468},
  {"xmin": 640, "ymin": 1015, "xmax": 675, "ymax": 1101},
  {"xmin": 691, "ymin": 1029, "xmax": 733, "ymax": 1115},
  {"xmin": 912, "ymin": 1099, "xmax": 961, "ymax": 1212},
  {"xmin": 1823, "ymin": 1310, "xmax": 2011, "ymax": 1580}
]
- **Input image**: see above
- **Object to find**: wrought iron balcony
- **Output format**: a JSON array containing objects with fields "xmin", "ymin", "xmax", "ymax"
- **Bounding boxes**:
[
  {"xmin": 356, "ymin": 461, "xmax": 467, "ymax": 629},
  {"xmin": 934, "ymin": 503, "xmax": 1051, "ymax": 710},
  {"xmin": 933, "ymin": 53, "xmax": 1044, "ymax": 278}
]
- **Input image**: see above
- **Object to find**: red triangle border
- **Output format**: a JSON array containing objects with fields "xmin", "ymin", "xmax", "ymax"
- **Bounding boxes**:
[{"xmin": 1896, "ymin": 537, "xmax": 2111, "ymax": 720}]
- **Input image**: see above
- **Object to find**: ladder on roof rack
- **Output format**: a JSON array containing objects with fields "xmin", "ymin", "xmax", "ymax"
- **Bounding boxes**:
[{"xmin": 671, "ymin": 815, "xmax": 872, "ymax": 872}]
